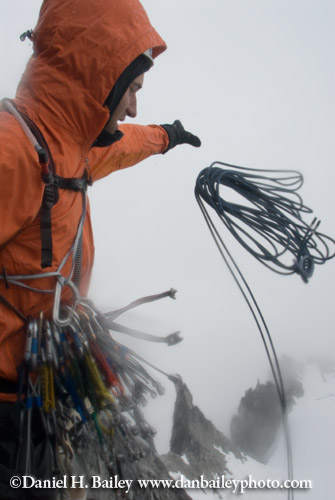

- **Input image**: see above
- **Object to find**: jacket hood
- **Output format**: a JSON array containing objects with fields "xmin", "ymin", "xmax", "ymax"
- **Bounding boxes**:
[{"xmin": 15, "ymin": 0, "xmax": 167, "ymax": 154}]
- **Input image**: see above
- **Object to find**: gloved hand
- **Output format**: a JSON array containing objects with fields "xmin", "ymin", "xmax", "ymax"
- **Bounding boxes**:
[{"xmin": 161, "ymin": 120, "xmax": 201, "ymax": 153}]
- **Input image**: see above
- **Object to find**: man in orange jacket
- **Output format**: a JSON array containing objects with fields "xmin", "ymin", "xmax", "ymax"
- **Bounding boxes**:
[{"xmin": 0, "ymin": 0, "xmax": 200, "ymax": 497}]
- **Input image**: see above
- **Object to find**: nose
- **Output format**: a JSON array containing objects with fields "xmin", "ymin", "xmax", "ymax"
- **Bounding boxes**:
[{"xmin": 126, "ymin": 92, "xmax": 137, "ymax": 118}]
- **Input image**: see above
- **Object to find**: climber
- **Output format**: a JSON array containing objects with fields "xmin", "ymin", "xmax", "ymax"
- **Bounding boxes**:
[{"xmin": 0, "ymin": 0, "xmax": 200, "ymax": 497}]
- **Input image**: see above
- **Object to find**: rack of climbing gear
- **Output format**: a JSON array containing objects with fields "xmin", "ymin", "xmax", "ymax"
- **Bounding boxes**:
[{"xmin": 13, "ymin": 288, "xmax": 180, "ymax": 499}]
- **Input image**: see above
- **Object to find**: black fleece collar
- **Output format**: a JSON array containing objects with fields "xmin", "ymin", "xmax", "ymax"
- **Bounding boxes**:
[{"xmin": 92, "ymin": 54, "xmax": 151, "ymax": 148}]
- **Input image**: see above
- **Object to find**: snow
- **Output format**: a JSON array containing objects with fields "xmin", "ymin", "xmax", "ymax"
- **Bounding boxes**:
[{"xmin": 169, "ymin": 471, "xmax": 183, "ymax": 481}]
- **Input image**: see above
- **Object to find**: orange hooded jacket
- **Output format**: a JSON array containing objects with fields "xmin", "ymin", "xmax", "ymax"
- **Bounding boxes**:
[{"xmin": 0, "ymin": 0, "xmax": 169, "ymax": 401}]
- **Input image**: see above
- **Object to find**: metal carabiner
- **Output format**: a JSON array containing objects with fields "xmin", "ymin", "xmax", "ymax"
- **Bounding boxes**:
[
  {"xmin": 52, "ymin": 278, "xmax": 80, "ymax": 327},
  {"xmin": 24, "ymin": 319, "xmax": 34, "ymax": 362},
  {"xmin": 30, "ymin": 320, "xmax": 38, "ymax": 372},
  {"xmin": 44, "ymin": 320, "xmax": 53, "ymax": 364}
]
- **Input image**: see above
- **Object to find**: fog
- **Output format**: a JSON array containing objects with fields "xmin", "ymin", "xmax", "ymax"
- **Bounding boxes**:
[{"xmin": 1, "ymin": 0, "xmax": 334, "ymax": 471}]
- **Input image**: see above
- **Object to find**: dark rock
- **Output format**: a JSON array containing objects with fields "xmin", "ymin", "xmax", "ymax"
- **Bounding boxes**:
[
  {"xmin": 161, "ymin": 378, "xmax": 242, "ymax": 480},
  {"xmin": 230, "ymin": 356, "xmax": 304, "ymax": 464}
]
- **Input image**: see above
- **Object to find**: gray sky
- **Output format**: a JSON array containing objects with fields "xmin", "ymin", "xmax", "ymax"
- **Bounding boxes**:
[{"xmin": 1, "ymin": 0, "xmax": 334, "ymax": 461}]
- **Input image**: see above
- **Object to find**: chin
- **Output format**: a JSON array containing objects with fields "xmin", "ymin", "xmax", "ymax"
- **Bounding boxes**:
[{"xmin": 107, "ymin": 124, "xmax": 118, "ymax": 134}]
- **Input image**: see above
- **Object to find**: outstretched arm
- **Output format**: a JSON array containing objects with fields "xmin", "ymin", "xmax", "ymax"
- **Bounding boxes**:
[
  {"xmin": 89, "ymin": 122, "xmax": 200, "ymax": 182},
  {"xmin": 89, "ymin": 124, "xmax": 169, "ymax": 182}
]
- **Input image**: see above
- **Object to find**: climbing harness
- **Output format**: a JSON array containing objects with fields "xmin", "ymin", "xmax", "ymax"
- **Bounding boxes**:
[
  {"xmin": 1, "ymin": 97, "xmax": 90, "ymax": 328},
  {"xmin": 2, "ymin": 98, "xmax": 90, "ymax": 271},
  {"xmin": 195, "ymin": 161, "xmax": 335, "ymax": 500},
  {"xmin": 0, "ymin": 98, "xmax": 182, "ymax": 497}
]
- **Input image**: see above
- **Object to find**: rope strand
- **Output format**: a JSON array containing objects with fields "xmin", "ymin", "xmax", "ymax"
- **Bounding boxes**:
[{"xmin": 194, "ymin": 160, "xmax": 335, "ymax": 500}]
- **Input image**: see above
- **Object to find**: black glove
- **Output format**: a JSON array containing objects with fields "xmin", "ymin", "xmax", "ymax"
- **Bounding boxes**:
[{"xmin": 161, "ymin": 120, "xmax": 201, "ymax": 153}]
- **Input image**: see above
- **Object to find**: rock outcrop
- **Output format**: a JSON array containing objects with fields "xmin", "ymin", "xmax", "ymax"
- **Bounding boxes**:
[
  {"xmin": 160, "ymin": 378, "xmax": 242, "ymax": 480},
  {"xmin": 230, "ymin": 356, "xmax": 304, "ymax": 463}
]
